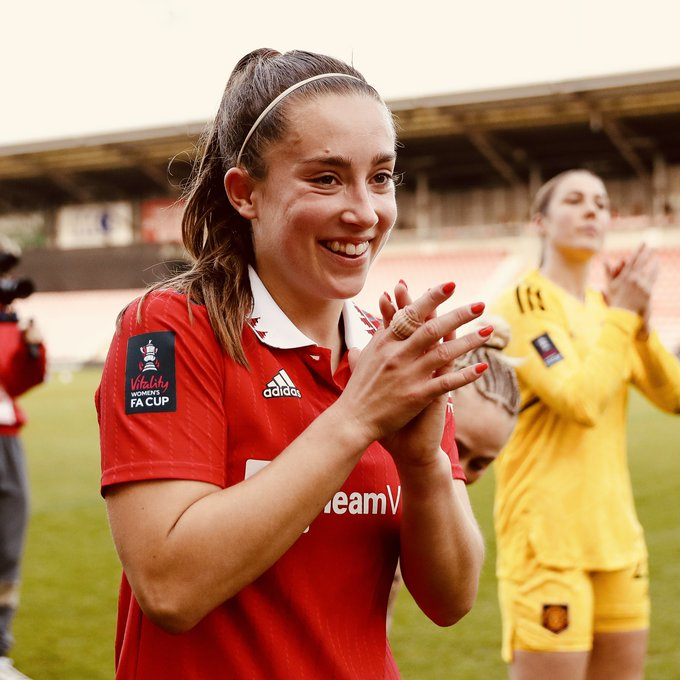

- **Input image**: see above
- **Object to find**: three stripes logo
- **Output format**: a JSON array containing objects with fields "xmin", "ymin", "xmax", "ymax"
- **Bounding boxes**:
[
  {"xmin": 515, "ymin": 285, "xmax": 545, "ymax": 314},
  {"xmin": 262, "ymin": 369, "xmax": 302, "ymax": 399}
]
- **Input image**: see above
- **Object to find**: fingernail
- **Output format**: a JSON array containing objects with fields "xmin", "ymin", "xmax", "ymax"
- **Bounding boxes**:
[
  {"xmin": 478, "ymin": 325, "xmax": 494, "ymax": 337},
  {"xmin": 475, "ymin": 362, "xmax": 489, "ymax": 374},
  {"xmin": 471, "ymin": 302, "xmax": 485, "ymax": 314},
  {"xmin": 399, "ymin": 279, "xmax": 408, "ymax": 289},
  {"xmin": 383, "ymin": 291, "xmax": 392, "ymax": 302},
  {"xmin": 442, "ymin": 281, "xmax": 455, "ymax": 295}
]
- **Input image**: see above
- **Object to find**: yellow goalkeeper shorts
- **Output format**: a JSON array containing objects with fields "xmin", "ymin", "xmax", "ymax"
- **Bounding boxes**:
[{"xmin": 498, "ymin": 559, "xmax": 649, "ymax": 662}]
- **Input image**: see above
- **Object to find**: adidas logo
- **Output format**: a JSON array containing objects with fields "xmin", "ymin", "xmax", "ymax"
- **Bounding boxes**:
[{"xmin": 262, "ymin": 369, "xmax": 301, "ymax": 399}]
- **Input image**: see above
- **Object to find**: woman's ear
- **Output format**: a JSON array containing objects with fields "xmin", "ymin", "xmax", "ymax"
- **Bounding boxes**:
[
  {"xmin": 532, "ymin": 212, "xmax": 546, "ymax": 238},
  {"xmin": 224, "ymin": 167, "xmax": 257, "ymax": 220}
]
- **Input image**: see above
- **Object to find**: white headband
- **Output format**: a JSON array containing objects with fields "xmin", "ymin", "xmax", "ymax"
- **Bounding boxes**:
[{"xmin": 235, "ymin": 73, "xmax": 365, "ymax": 166}]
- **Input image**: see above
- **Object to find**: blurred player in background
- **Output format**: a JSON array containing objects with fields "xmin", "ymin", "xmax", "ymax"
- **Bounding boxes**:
[
  {"xmin": 0, "ymin": 236, "xmax": 46, "ymax": 680},
  {"xmin": 386, "ymin": 317, "xmax": 520, "ymax": 631},
  {"xmin": 96, "ymin": 48, "xmax": 490, "ymax": 679},
  {"xmin": 492, "ymin": 169, "xmax": 680, "ymax": 680},
  {"xmin": 452, "ymin": 317, "xmax": 520, "ymax": 484}
]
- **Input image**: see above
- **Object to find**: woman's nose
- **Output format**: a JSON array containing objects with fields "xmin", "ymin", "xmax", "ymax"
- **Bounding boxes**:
[{"xmin": 341, "ymin": 185, "xmax": 379, "ymax": 229}]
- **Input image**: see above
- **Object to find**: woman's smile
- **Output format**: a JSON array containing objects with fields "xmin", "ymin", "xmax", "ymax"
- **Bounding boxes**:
[{"xmin": 322, "ymin": 240, "xmax": 371, "ymax": 257}]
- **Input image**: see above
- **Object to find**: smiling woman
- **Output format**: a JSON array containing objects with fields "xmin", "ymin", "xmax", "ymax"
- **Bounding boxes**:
[
  {"xmin": 95, "ymin": 48, "xmax": 494, "ymax": 679},
  {"xmin": 226, "ymin": 92, "xmax": 398, "ymax": 336}
]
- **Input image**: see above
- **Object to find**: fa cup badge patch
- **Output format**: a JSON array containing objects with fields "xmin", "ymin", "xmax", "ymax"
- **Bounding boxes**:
[
  {"xmin": 531, "ymin": 333, "xmax": 563, "ymax": 367},
  {"xmin": 125, "ymin": 332, "xmax": 177, "ymax": 414}
]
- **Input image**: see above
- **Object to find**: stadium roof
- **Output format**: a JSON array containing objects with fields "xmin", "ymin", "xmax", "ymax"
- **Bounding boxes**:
[{"xmin": 1, "ymin": 66, "xmax": 680, "ymax": 213}]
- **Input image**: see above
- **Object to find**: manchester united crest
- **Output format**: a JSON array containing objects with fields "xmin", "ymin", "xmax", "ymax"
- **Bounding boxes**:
[{"xmin": 542, "ymin": 604, "xmax": 569, "ymax": 634}]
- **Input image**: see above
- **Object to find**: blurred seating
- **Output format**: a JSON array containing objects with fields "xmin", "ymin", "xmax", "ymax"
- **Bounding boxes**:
[
  {"xmin": 14, "ymin": 289, "xmax": 143, "ymax": 369},
  {"xmin": 12, "ymin": 239, "xmax": 680, "ymax": 368}
]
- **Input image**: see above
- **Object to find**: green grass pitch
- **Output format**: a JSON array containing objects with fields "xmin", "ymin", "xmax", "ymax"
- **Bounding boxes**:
[{"xmin": 9, "ymin": 367, "xmax": 680, "ymax": 679}]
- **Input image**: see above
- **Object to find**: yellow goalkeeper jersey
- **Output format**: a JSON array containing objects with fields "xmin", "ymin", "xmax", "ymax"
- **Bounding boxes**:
[{"xmin": 492, "ymin": 269, "xmax": 680, "ymax": 577}]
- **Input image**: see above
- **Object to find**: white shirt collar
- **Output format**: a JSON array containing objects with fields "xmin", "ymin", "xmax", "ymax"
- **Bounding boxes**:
[{"xmin": 247, "ymin": 265, "xmax": 378, "ymax": 351}]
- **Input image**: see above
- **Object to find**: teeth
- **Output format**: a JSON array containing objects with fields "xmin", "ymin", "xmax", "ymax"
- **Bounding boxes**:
[{"xmin": 326, "ymin": 241, "xmax": 369, "ymax": 256}]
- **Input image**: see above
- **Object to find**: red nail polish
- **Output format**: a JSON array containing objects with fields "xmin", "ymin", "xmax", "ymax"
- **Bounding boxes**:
[
  {"xmin": 383, "ymin": 291, "xmax": 392, "ymax": 302},
  {"xmin": 399, "ymin": 279, "xmax": 408, "ymax": 289},
  {"xmin": 442, "ymin": 281, "xmax": 455, "ymax": 295},
  {"xmin": 479, "ymin": 325, "xmax": 494, "ymax": 337},
  {"xmin": 475, "ymin": 362, "xmax": 489, "ymax": 374},
  {"xmin": 471, "ymin": 302, "xmax": 485, "ymax": 314}
]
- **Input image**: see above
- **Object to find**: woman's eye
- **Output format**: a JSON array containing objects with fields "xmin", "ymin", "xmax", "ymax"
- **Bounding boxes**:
[
  {"xmin": 315, "ymin": 174, "xmax": 337, "ymax": 186},
  {"xmin": 374, "ymin": 172, "xmax": 399, "ymax": 187}
]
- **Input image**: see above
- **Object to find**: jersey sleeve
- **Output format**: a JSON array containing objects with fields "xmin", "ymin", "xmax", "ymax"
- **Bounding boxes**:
[
  {"xmin": 97, "ymin": 292, "xmax": 228, "ymax": 493},
  {"xmin": 494, "ymin": 280, "xmax": 642, "ymax": 426},
  {"xmin": 631, "ymin": 330, "xmax": 680, "ymax": 414},
  {"xmin": 0, "ymin": 323, "xmax": 46, "ymax": 397}
]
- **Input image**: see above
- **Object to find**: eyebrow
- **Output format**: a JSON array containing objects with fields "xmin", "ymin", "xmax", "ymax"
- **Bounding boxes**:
[
  {"xmin": 300, "ymin": 152, "xmax": 397, "ymax": 168},
  {"xmin": 564, "ymin": 190, "xmax": 609, "ymax": 200}
]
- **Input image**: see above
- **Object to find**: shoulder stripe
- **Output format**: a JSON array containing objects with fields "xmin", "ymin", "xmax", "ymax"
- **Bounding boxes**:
[
  {"xmin": 535, "ymin": 288, "xmax": 546, "ymax": 311},
  {"xmin": 527, "ymin": 286, "xmax": 536, "ymax": 312},
  {"xmin": 515, "ymin": 284, "xmax": 547, "ymax": 314}
]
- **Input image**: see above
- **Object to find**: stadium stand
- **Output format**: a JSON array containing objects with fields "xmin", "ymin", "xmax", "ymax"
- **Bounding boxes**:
[{"xmin": 2, "ymin": 67, "xmax": 680, "ymax": 366}]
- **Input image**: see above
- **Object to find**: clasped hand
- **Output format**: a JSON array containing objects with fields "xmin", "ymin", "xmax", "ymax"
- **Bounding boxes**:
[
  {"xmin": 342, "ymin": 280, "xmax": 490, "ymax": 467},
  {"xmin": 605, "ymin": 243, "xmax": 659, "ymax": 331}
]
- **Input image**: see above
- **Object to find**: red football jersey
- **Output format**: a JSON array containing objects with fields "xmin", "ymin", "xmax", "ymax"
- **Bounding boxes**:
[{"xmin": 97, "ymin": 269, "xmax": 463, "ymax": 679}]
